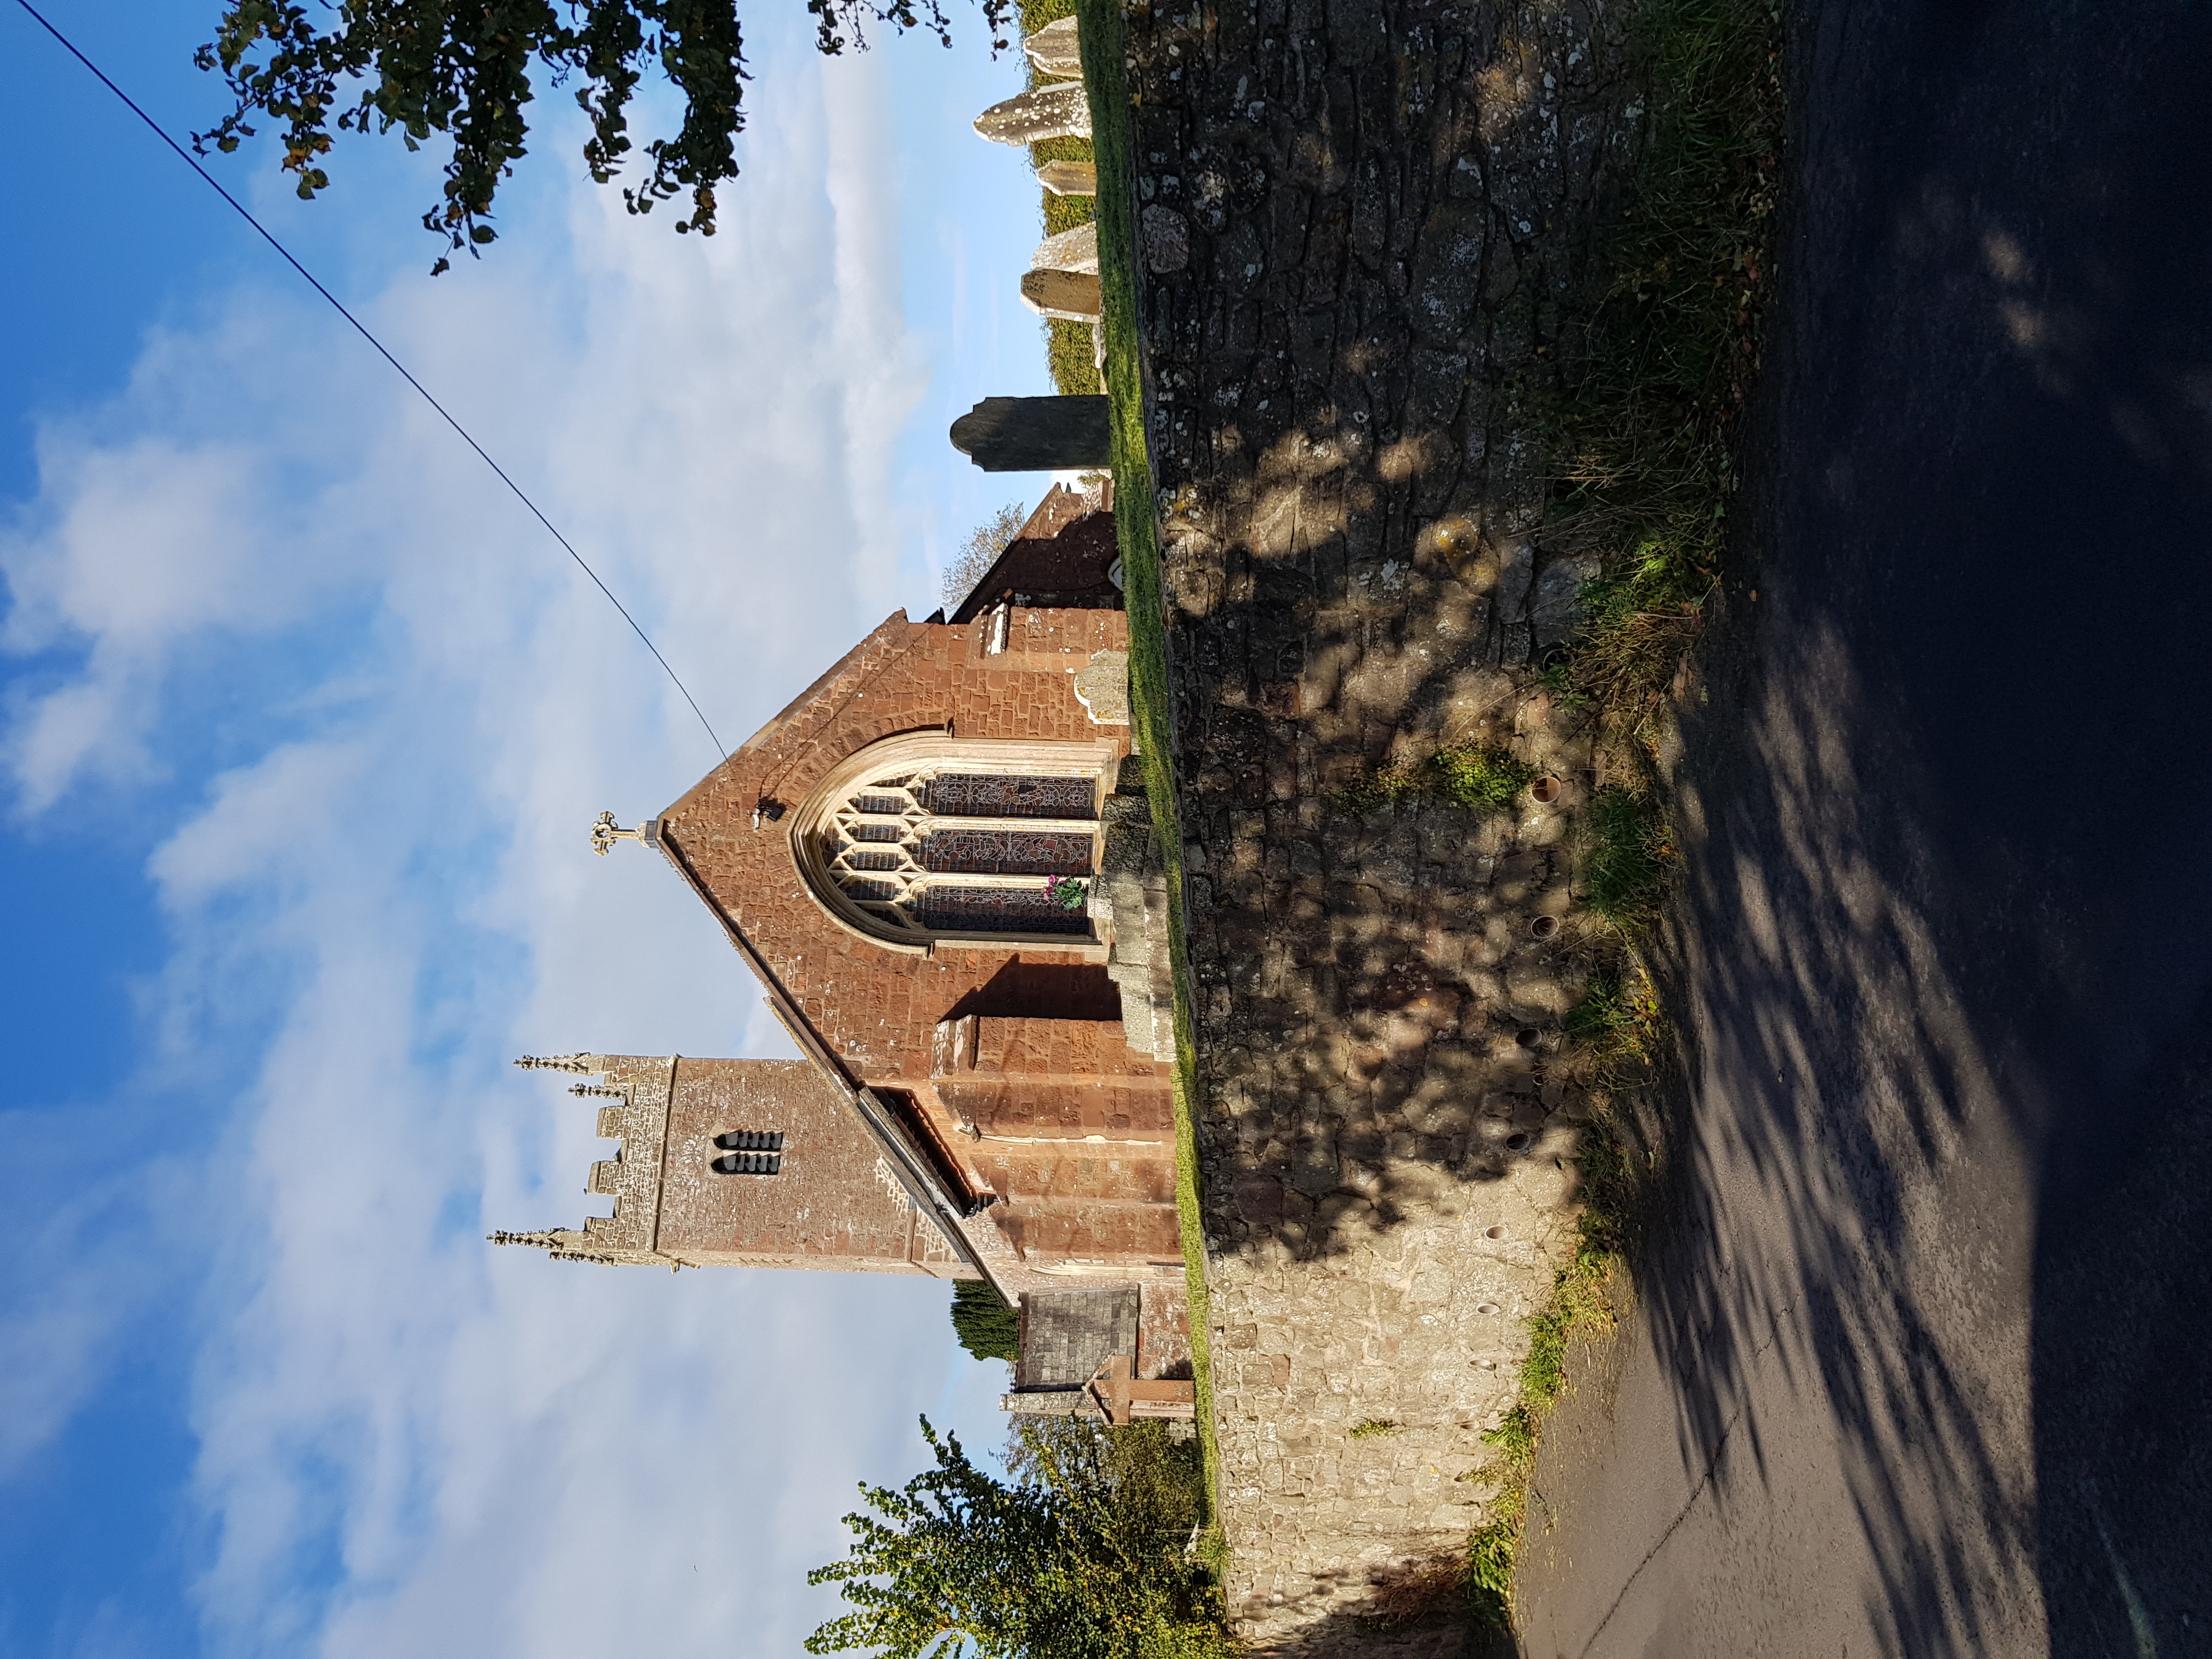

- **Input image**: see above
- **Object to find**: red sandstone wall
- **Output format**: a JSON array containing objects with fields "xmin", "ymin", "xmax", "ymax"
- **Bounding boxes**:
[
  {"xmin": 985, "ymin": 1145, "xmax": 1185, "ymax": 1266},
  {"xmin": 928, "ymin": 1015, "xmax": 1175, "ymax": 1141},
  {"xmin": 661, "ymin": 611, "xmax": 1132, "ymax": 1086}
]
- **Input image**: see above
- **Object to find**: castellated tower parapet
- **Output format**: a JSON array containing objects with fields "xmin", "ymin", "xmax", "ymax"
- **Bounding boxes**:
[
  {"xmin": 493, "ymin": 1054, "xmax": 977, "ymax": 1277},
  {"xmin": 492, "ymin": 1054, "xmax": 676, "ymax": 1266}
]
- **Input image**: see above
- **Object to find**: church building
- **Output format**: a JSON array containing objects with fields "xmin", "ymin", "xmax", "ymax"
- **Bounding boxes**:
[{"xmin": 496, "ymin": 490, "xmax": 1194, "ymax": 1408}]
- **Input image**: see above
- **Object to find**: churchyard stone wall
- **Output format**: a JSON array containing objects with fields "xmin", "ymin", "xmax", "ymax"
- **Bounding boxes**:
[{"xmin": 1106, "ymin": 0, "xmax": 1647, "ymax": 1648}]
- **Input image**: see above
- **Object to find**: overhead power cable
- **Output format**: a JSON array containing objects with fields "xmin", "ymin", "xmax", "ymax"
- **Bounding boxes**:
[{"xmin": 13, "ymin": 0, "xmax": 730, "ymax": 762}]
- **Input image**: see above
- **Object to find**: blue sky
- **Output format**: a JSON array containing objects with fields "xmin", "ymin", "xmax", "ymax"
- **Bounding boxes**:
[{"xmin": 0, "ymin": 4, "xmax": 1053, "ymax": 1654}]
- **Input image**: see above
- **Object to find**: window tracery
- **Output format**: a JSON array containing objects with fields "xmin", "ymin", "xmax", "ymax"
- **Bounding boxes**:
[{"xmin": 793, "ymin": 735, "xmax": 1115, "ymax": 949}]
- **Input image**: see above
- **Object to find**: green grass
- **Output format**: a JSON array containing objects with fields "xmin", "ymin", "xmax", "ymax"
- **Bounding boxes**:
[
  {"xmin": 1584, "ymin": 785, "xmax": 1674, "ymax": 928},
  {"xmin": 1463, "ymin": 1486, "xmax": 1523, "ymax": 1630},
  {"xmin": 1347, "ymin": 1418, "xmax": 1401, "ymax": 1441},
  {"xmin": 1015, "ymin": 0, "xmax": 1073, "ymax": 35},
  {"xmin": 1542, "ymin": 0, "xmax": 1782, "ymax": 757},
  {"xmin": 1075, "ymin": 0, "xmax": 1227, "ymax": 1587},
  {"xmin": 1334, "ymin": 743, "xmax": 1538, "ymax": 815},
  {"xmin": 1563, "ymin": 960, "xmax": 1665, "ymax": 1078},
  {"xmin": 1458, "ymin": 1207, "xmax": 1627, "ymax": 1630},
  {"xmin": 1520, "ymin": 1237, "xmax": 1620, "ymax": 1409},
  {"xmin": 1048, "ymin": 318, "xmax": 1101, "ymax": 396}
]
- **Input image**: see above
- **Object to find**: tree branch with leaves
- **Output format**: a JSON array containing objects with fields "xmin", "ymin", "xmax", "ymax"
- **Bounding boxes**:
[
  {"xmin": 941, "ymin": 500, "xmax": 1028, "ymax": 613},
  {"xmin": 193, "ymin": 0, "xmax": 1012, "ymax": 272},
  {"xmin": 807, "ymin": 1418, "xmax": 1235, "ymax": 1659}
]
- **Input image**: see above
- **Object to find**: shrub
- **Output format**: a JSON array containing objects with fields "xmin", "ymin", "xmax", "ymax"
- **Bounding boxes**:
[
  {"xmin": 949, "ymin": 1280, "xmax": 1020, "ymax": 1362},
  {"xmin": 808, "ymin": 1418, "xmax": 1235, "ymax": 1658}
]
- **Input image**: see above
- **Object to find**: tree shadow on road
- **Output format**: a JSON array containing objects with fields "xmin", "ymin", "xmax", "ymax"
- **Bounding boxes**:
[{"xmin": 1534, "ymin": 0, "xmax": 2212, "ymax": 1645}]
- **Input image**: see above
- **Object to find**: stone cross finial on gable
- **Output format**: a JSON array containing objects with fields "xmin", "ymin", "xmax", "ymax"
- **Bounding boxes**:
[
  {"xmin": 515, "ymin": 1053, "xmax": 591, "ymax": 1073},
  {"xmin": 590, "ymin": 811, "xmax": 657, "ymax": 855}
]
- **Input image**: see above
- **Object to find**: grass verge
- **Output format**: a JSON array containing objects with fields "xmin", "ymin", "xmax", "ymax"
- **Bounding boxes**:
[
  {"xmin": 1562, "ymin": 960, "xmax": 1667, "ymax": 1079},
  {"xmin": 1460, "ymin": 1114, "xmax": 1643, "ymax": 1630},
  {"xmin": 1076, "ymin": 0, "xmax": 1229, "ymax": 1593},
  {"xmin": 1542, "ymin": 0, "xmax": 1782, "ymax": 766},
  {"xmin": 1459, "ymin": 0, "xmax": 1782, "ymax": 1628},
  {"xmin": 1584, "ymin": 784, "xmax": 1675, "ymax": 929}
]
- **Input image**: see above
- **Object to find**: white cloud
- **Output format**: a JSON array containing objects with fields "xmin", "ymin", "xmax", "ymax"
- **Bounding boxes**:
[
  {"xmin": 0, "ymin": 21, "xmax": 1019, "ymax": 1658},
  {"xmin": 0, "ymin": 1235, "xmax": 143, "ymax": 1485},
  {"xmin": 0, "ymin": 347, "xmax": 359, "ymax": 808}
]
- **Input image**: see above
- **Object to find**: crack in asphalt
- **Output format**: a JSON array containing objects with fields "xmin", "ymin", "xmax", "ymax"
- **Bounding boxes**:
[{"xmin": 1566, "ymin": 1307, "xmax": 1793, "ymax": 1659}]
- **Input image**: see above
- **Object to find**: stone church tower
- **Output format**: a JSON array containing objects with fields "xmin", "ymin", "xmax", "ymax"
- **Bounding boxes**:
[
  {"xmin": 500, "ymin": 551, "xmax": 1190, "ymax": 1374},
  {"xmin": 493, "ymin": 1054, "xmax": 975, "ymax": 1274}
]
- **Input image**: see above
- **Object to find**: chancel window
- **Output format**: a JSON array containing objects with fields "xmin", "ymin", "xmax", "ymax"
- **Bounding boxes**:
[
  {"xmin": 821, "ymin": 770, "xmax": 1096, "ymax": 939},
  {"xmin": 794, "ymin": 735, "xmax": 1113, "ymax": 949},
  {"xmin": 712, "ymin": 1128, "xmax": 783, "ymax": 1176}
]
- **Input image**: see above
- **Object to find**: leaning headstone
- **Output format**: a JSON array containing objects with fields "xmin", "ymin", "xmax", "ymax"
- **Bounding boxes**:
[
  {"xmin": 974, "ymin": 82, "xmax": 1091, "ymax": 146},
  {"xmin": 1037, "ymin": 160, "xmax": 1099, "ymax": 196},
  {"xmin": 951, "ymin": 397, "xmax": 1113, "ymax": 471},
  {"xmin": 1031, "ymin": 221, "xmax": 1099, "ymax": 274},
  {"xmin": 1023, "ymin": 16, "xmax": 1084, "ymax": 76},
  {"xmin": 1020, "ymin": 269, "xmax": 1103, "ymax": 320}
]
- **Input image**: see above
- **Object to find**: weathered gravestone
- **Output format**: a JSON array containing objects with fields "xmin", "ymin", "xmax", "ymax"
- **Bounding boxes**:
[
  {"xmin": 973, "ymin": 81, "xmax": 1091, "ymax": 146},
  {"xmin": 1022, "ymin": 16, "xmax": 1084, "ymax": 76},
  {"xmin": 1036, "ymin": 160, "xmax": 1099, "ymax": 196},
  {"xmin": 950, "ymin": 396, "xmax": 1111, "ymax": 471},
  {"xmin": 1020, "ymin": 269, "xmax": 1103, "ymax": 320},
  {"xmin": 1031, "ymin": 221, "xmax": 1099, "ymax": 274}
]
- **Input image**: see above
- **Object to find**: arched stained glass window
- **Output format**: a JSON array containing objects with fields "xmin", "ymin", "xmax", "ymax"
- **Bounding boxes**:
[{"xmin": 793, "ymin": 734, "xmax": 1118, "ymax": 950}]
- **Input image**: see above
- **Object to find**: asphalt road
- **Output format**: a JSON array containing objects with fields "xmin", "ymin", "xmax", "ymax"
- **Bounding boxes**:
[{"xmin": 1510, "ymin": 4, "xmax": 2212, "ymax": 1655}]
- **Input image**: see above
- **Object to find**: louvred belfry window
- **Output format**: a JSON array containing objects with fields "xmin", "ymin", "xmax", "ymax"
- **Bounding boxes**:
[
  {"xmin": 794, "ymin": 736, "xmax": 1114, "ymax": 949},
  {"xmin": 712, "ymin": 1128, "xmax": 783, "ymax": 1176}
]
